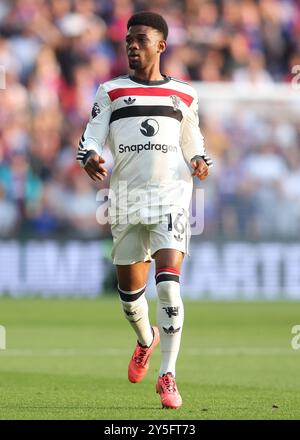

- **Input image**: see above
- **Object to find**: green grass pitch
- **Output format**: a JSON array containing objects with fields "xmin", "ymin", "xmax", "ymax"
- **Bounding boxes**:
[{"xmin": 0, "ymin": 297, "xmax": 300, "ymax": 420}]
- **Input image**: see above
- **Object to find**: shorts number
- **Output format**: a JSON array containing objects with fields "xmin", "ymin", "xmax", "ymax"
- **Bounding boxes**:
[
  {"xmin": 174, "ymin": 213, "xmax": 185, "ymax": 234},
  {"xmin": 165, "ymin": 213, "xmax": 186, "ymax": 235}
]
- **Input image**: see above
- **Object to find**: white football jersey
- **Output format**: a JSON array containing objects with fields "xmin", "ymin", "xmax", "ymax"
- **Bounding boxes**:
[{"xmin": 77, "ymin": 75, "xmax": 212, "ymax": 223}]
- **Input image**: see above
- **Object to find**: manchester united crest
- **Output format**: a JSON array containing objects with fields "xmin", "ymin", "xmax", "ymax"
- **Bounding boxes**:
[{"xmin": 170, "ymin": 95, "xmax": 181, "ymax": 111}]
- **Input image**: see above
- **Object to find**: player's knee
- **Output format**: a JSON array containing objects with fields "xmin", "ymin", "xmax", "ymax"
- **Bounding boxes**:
[
  {"xmin": 118, "ymin": 285, "xmax": 148, "ymax": 322},
  {"xmin": 155, "ymin": 267, "xmax": 181, "ymax": 304}
]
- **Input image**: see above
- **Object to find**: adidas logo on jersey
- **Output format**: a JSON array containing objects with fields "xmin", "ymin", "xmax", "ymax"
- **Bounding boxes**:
[{"xmin": 124, "ymin": 97, "xmax": 136, "ymax": 105}]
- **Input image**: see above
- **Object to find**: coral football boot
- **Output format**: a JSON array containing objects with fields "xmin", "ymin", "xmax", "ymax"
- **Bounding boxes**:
[
  {"xmin": 156, "ymin": 372, "xmax": 182, "ymax": 409},
  {"xmin": 128, "ymin": 326, "xmax": 160, "ymax": 383}
]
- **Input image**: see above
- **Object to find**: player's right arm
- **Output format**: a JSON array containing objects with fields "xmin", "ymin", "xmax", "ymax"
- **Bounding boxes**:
[{"xmin": 76, "ymin": 84, "xmax": 112, "ymax": 181}]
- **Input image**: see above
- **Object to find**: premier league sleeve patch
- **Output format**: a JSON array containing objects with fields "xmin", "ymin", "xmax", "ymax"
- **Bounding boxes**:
[{"xmin": 91, "ymin": 102, "xmax": 101, "ymax": 118}]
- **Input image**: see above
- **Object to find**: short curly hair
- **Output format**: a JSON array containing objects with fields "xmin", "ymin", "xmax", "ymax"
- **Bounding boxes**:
[{"xmin": 127, "ymin": 11, "xmax": 168, "ymax": 40}]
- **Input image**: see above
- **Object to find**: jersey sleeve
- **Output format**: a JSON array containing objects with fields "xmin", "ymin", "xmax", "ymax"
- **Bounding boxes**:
[
  {"xmin": 76, "ymin": 84, "xmax": 112, "ymax": 167},
  {"xmin": 180, "ymin": 91, "xmax": 213, "ymax": 167}
]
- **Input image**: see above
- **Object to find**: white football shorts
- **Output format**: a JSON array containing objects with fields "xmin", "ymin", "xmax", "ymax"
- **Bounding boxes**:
[{"xmin": 111, "ymin": 208, "xmax": 191, "ymax": 265}]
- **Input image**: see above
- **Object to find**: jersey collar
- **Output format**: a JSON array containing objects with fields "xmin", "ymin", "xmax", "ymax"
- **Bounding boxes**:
[{"xmin": 129, "ymin": 75, "xmax": 171, "ymax": 85}]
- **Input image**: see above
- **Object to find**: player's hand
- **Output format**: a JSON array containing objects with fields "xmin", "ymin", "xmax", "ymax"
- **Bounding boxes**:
[
  {"xmin": 191, "ymin": 157, "xmax": 209, "ymax": 180},
  {"xmin": 84, "ymin": 152, "xmax": 108, "ymax": 182}
]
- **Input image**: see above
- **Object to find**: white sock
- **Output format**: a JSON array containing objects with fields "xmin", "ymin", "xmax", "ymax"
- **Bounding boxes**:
[
  {"xmin": 156, "ymin": 268, "xmax": 184, "ymax": 377},
  {"xmin": 118, "ymin": 285, "xmax": 154, "ymax": 347}
]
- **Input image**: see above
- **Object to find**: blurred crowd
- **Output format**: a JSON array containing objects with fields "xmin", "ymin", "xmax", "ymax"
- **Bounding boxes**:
[
  {"xmin": 196, "ymin": 100, "xmax": 300, "ymax": 240},
  {"xmin": 0, "ymin": 0, "xmax": 300, "ymax": 240}
]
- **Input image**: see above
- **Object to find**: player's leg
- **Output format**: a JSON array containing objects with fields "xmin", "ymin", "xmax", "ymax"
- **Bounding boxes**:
[
  {"xmin": 149, "ymin": 209, "xmax": 190, "ymax": 408},
  {"xmin": 112, "ymin": 222, "xmax": 155, "ymax": 347},
  {"xmin": 117, "ymin": 262, "xmax": 160, "ymax": 383},
  {"xmin": 153, "ymin": 249, "xmax": 184, "ymax": 377},
  {"xmin": 153, "ymin": 248, "xmax": 184, "ymax": 408},
  {"xmin": 117, "ymin": 261, "xmax": 153, "ymax": 347}
]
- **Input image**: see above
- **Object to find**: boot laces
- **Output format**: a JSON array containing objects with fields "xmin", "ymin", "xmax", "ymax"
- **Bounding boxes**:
[
  {"xmin": 134, "ymin": 346, "xmax": 148, "ymax": 365},
  {"xmin": 162, "ymin": 373, "xmax": 176, "ymax": 393}
]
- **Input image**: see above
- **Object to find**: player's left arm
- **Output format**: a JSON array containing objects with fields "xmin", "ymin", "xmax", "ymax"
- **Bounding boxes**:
[
  {"xmin": 180, "ymin": 91, "xmax": 212, "ymax": 181},
  {"xmin": 190, "ymin": 155, "xmax": 210, "ymax": 180}
]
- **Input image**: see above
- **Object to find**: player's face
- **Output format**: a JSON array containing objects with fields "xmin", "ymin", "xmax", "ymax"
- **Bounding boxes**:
[{"xmin": 126, "ymin": 25, "xmax": 166, "ymax": 70}]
